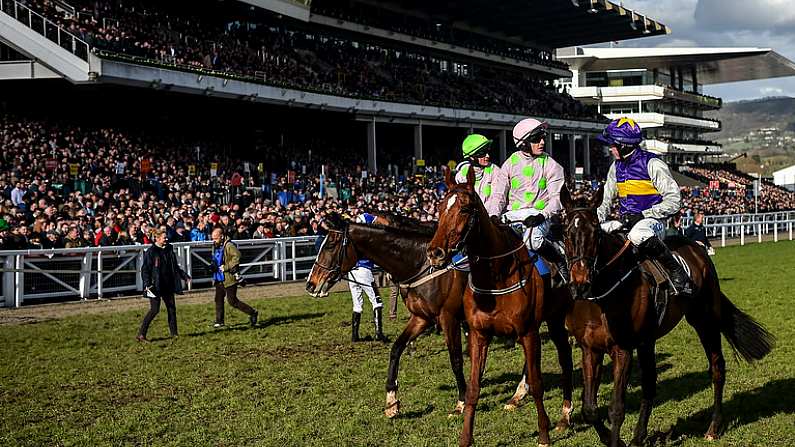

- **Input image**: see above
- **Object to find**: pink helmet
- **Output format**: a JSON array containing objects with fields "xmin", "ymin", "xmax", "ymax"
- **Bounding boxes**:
[{"xmin": 512, "ymin": 118, "xmax": 548, "ymax": 148}]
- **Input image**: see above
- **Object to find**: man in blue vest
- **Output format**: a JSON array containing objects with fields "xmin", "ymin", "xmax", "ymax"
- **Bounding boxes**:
[
  {"xmin": 348, "ymin": 212, "xmax": 388, "ymax": 342},
  {"xmin": 596, "ymin": 117, "xmax": 693, "ymax": 296}
]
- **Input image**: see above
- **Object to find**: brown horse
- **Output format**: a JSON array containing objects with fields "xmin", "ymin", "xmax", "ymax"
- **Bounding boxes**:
[
  {"xmin": 559, "ymin": 187, "xmax": 775, "ymax": 447},
  {"xmin": 427, "ymin": 168, "xmax": 571, "ymax": 447}
]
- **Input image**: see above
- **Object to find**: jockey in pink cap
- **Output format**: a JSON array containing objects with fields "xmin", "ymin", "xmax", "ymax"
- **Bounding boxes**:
[
  {"xmin": 455, "ymin": 134, "xmax": 507, "ymax": 216},
  {"xmin": 501, "ymin": 118, "xmax": 568, "ymax": 282}
]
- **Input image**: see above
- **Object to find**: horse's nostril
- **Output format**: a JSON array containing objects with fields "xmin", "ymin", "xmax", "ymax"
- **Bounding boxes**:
[
  {"xmin": 428, "ymin": 247, "xmax": 445, "ymax": 260},
  {"xmin": 306, "ymin": 283, "xmax": 315, "ymax": 293}
]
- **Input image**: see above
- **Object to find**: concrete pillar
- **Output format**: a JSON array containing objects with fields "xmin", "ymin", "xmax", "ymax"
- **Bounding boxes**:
[
  {"xmin": 546, "ymin": 132, "xmax": 554, "ymax": 157},
  {"xmin": 499, "ymin": 129, "xmax": 507, "ymax": 164},
  {"xmin": 367, "ymin": 118, "xmax": 377, "ymax": 175},
  {"xmin": 468, "ymin": 125, "xmax": 474, "ymax": 135},
  {"xmin": 568, "ymin": 134, "xmax": 576, "ymax": 177},
  {"xmin": 583, "ymin": 135, "xmax": 591, "ymax": 176},
  {"xmin": 413, "ymin": 123, "xmax": 423, "ymax": 162}
]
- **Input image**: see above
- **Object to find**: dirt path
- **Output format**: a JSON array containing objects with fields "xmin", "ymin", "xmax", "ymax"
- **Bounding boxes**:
[{"xmin": 0, "ymin": 281, "xmax": 350, "ymax": 326}]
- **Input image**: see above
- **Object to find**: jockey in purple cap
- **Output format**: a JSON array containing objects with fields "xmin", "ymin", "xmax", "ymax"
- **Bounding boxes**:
[
  {"xmin": 501, "ymin": 118, "xmax": 568, "ymax": 283},
  {"xmin": 596, "ymin": 117, "xmax": 693, "ymax": 296}
]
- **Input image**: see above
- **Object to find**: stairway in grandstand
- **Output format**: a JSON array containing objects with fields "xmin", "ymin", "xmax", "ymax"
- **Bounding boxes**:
[{"xmin": 0, "ymin": 0, "xmax": 92, "ymax": 82}]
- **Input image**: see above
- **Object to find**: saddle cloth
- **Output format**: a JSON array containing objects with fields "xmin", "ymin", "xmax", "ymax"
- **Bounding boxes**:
[{"xmin": 451, "ymin": 250, "xmax": 550, "ymax": 276}]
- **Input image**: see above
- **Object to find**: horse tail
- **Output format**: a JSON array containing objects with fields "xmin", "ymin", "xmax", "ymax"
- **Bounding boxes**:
[{"xmin": 717, "ymin": 291, "xmax": 775, "ymax": 362}]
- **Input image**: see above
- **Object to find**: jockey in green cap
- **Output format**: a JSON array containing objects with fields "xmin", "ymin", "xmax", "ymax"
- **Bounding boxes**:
[{"xmin": 455, "ymin": 134, "xmax": 507, "ymax": 216}]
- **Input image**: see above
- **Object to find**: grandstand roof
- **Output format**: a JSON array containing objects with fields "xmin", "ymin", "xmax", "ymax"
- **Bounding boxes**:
[
  {"xmin": 558, "ymin": 47, "xmax": 795, "ymax": 84},
  {"xmin": 368, "ymin": 0, "xmax": 670, "ymax": 49}
]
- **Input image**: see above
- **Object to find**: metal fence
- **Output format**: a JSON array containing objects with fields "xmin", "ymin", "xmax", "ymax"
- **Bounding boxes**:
[
  {"xmin": 680, "ymin": 212, "xmax": 795, "ymax": 247},
  {"xmin": 1, "ymin": 237, "xmax": 319, "ymax": 308}
]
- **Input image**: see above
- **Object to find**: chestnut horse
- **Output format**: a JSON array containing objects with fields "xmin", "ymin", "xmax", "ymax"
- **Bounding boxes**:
[
  {"xmin": 427, "ymin": 169, "xmax": 570, "ymax": 447},
  {"xmin": 559, "ymin": 187, "xmax": 774, "ymax": 447}
]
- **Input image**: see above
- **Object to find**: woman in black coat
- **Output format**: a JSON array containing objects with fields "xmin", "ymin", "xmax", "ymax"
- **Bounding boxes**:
[{"xmin": 137, "ymin": 229, "xmax": 191, "ymax": 342}]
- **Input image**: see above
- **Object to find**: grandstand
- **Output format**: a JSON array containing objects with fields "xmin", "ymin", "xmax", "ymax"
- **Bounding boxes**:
[
  {"xmin": 557, "ymin": 46, "xmax": 795, "ymax": 164},
  {"xmin": 0, "ymin": 0, "xmax": 667, "ymax": 176}
]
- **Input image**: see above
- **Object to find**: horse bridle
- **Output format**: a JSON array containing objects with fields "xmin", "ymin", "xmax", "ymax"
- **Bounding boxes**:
[
  {"xmin": 564, "ymin": 207, "xmax": 601, "ymax": 279},
  {"xmin": 311, "ymin": 225, "xmax": 351, "ymax": 283}
]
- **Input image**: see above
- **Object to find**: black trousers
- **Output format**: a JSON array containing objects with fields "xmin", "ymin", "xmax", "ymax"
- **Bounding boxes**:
[
  {"xmin": 214, "ymin": 283, "xmax": 255, "ymax": 324},
  {"xmin": 139, "ymin": 292, "xmax": 178, "ymax": 337}
]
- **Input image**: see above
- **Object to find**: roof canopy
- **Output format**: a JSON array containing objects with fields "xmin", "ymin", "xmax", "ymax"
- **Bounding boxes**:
[
  {"xmin": 365, "ymin": 0, "xmax": 669, "ymax": 49},
  {"xmin": 559, "ymin": 47, "xmax": 795, "ymax": 84}
]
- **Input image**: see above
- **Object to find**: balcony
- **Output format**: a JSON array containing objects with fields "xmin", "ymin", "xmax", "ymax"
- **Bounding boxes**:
[
  {"xmin": 605, "ymin": 112, "xmax": 721, "ymax": 131},
  {"xmin": 569, "ymin": 85, "xmax": 722, "ymax": 109}
]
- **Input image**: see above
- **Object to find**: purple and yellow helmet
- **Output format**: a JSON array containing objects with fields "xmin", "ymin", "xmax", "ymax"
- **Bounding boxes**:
[{"xmin": 596, "ymin": 117, "xmax": 643, "ymax": 147}]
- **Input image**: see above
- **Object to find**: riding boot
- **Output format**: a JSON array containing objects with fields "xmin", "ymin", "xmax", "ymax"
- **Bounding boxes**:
[
  {"xmin": 537, "ymin": 240, "xmax": 570, "ymax": 284},
  {"xmin": 639, "ymin": 237, "xmax": 693, "ymax": 296},
  {"xmin": 374, "ymin": 307, "xmax": 389, "ymax": 343},
  {"xmin": 351, "ymin": 312, "xmax": 362, "ymax": 342}
]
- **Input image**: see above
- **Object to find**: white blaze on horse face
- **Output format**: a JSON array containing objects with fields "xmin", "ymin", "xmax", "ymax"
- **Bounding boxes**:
[
  {"xmin": 574, "ymin": 217, "xmax": 580, "ymax": 229},
  {"xmin": 446, "ymin": 194, "xmax": 457, "ymax": 212}
]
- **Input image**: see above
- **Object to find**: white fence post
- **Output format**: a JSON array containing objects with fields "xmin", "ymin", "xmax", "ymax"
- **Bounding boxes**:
[
  {"xmin": 758, "ymin": 224, "xmax": 762, "ymax": 244},
  {"xmin": 291, "ymin": 240, "xmax": 297, "ymax": 281},
  {"xmin": 774, "ymin": 221, "xmax": 778, "ymax": 242},
  {"xmin": 79, "ymin": 251, "xmax": 92, "ymax": 300},
  {"xmin": 135, "ymin": 250, "xmax": 144, "ymax": 292},
  {"xmin": 740, "ymin": 223, "xmax": 745, "ymax": 246},
  {"xmin": 14, "ymin": 255, "xmax": 24, "ymax": 307},
  {"xmin": 3, "ymin": 255, "xmax": 15, "ymax": 307},
  {"xmin": 790, "ymin": 222, "xmax": 793, "ymax": 241},
  {"xmin": 721, "ymin": 226, "xmax": 726, "ymax": 247},
  {"xmin": 184, "ymin": 245, "xmax": 193, "ymax": 292},
  {"xmin": 96, "ymin": 251, "xmax": 103, "ymax": 299}
]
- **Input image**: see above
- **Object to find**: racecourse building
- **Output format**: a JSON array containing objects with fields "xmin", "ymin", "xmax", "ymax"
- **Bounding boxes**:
[
  {"xmin": 557, "ymin": 46, "xmax": 795, "ymax": 164},
  {"xmin": 0, "ymin": 0, "xmax": 669, "ymax": 176}
]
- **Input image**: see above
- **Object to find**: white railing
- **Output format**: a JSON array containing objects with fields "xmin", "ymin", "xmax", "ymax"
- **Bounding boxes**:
[
  {"xmin": 0, "ymin": 236, "xmax": 320, "ymax": 308},
  {"xmin": 677, "ymin": 212, "xmax": 795, "ymax": 247},
  {"xmin": 0, "ymin": 0, "xmax": 89, "ymax": 61}
]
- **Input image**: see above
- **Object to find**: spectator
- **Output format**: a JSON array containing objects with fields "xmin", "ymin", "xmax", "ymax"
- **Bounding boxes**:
[{"xmin": 685, "ymin": 211, "xmax": 715, "ymax": 255}]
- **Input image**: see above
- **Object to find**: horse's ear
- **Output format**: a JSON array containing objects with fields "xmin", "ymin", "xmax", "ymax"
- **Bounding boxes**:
[
  {"xmin": 444, "ymin": 167, "xmax": 455, "ymax": 190},
  {"xmin": 560, "ymin": 184, "xmax": 573, "ymax": 211},
  {"xmin": 465, "ymin": 163, "xmax": 476, "ymax": 189},
  {"xmin": 589, "ymin": 184, "xmax": 605, "ymax": 210}
]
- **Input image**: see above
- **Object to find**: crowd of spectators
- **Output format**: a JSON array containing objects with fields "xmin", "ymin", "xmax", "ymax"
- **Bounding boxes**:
[
  {"xmin": 679, "ymin": 166, "xmax": 795, "ymax": 215},
  {"xmin": 0, "ymin": 115, "xmax": 445, "ymax": 250},
  {"xmin": 3, "ymin": 112, "xmax": 794, "ymax": 251},
  {"xmin": 311, "ymin": 1, "xmax": 566, "ymax": 69},
  {"xmin": 15, "ymin": 0, "xmax": 598, "ymax": 120}
]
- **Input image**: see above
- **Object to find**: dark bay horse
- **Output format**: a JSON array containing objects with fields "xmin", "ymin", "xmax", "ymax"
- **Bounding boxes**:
[
  {"xmin": 427, "ymin": 168, "xmax": 572, "ymax": 447},
  {"xmin": 305, "ymin": 212, "xmax": 470, "ymax": 417},
  {"xmin": 559, "ymin": 187, "xmax": 775, "ymax": 447},
  {"xmin": 305, "ymin": 212, "xmax": 571, "ymax": 421}
]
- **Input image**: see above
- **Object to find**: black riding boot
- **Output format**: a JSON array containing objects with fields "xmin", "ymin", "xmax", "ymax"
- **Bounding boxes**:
[
  {"xmin": 374, "ymin": 307, "xmax": 389, "ymax": 343},
  {"xmin": 639, "ymin": 237, "xmax": 693, "ymax": 296},
  {"xmin": 351, "ymin": 312, "xmax": 362, "ymax": 342},
  {"xmin": 538, "ymin": 240, "xmax": 570, "ymax": 284}
]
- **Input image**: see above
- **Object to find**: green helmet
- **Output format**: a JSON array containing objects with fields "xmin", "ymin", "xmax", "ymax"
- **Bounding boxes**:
[{"xmin": 461, "ymin": 134, "xmax": 492, "ymax": 158}]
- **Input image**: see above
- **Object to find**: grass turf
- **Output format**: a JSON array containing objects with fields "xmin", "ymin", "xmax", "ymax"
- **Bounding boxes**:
[{"xmin": 1, "ymin": 241, "xmax": 793, "ymax": 446}]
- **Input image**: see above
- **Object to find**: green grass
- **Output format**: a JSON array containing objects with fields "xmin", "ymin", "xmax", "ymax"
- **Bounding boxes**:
[{"xmin": 2, "ymin": 242, "xmax": 794, "ymax": 446}]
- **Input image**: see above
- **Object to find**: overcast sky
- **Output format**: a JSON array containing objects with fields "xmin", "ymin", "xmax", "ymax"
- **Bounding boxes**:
[{"xmin": 596, "ymin": 0, "xmax": 795, "ymax": 101}]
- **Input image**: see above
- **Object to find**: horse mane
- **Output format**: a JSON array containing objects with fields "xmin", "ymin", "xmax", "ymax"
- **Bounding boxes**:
[{"xmin": 369, "ymin": 212, "xmax": 438, "ymax": 238}]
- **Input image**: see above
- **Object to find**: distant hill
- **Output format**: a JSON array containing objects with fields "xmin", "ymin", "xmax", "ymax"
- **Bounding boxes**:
[{"xmin": 712, "ymin": 97, "xmax": 795, "ymax": 140}]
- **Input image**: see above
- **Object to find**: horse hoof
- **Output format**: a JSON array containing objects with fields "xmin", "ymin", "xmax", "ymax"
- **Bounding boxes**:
[
  {"xmin": 448, "ymin": 400, "xmax": 465, "ymax": 417},
  {"xmin": 504, "ymin": 403, "xmax": 517, "ymax": 412},
  {"xmin": 384, "ymin": 402, "xmax": 400, "ymax": 418}
]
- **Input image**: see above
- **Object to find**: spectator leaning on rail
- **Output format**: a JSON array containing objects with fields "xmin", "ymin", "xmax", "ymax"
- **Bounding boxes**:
[
  {"xmin": 210, "ymin": 227, "xmax": 259, "ymax": 328},
  {"xmin": 138, "ymin": 228, "xmax": 191, "ymax": 342},
  {"xmin": 500, "ymin": 118, "xmax": 569, "ymax": 283},
  {"xmin": 595, "ymin": 117, "xmax": 693, "ymax": 296},
  {"xmin": 454, "ymin": 134, "xmax": 507, "ymax": 217},
  {"xmin": 685, "ymin": 210, "xmax": 714, "ymax": 256}
]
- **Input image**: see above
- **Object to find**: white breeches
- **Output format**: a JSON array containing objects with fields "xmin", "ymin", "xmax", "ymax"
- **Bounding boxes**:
[
  {"xmin": 502, "ymin": 208, "xmax": 549, "ymax": 250},
  {"xmin": 601, "ymin": 218, "xmax": 665, "ymax": 246},
  {"xmin": 348, "ymin": 267, "xmax": 382, "ymax": 313}
]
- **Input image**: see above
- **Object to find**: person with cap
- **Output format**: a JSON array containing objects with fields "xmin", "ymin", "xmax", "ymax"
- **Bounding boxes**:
[
  {"xmin": 210, "ymin": 227, "xmax": 259, "ymax": 328},
  {"xmin": 348, "ymin": 212, "xmax": 388, "ymax": 343},
  {"xmin": 596, "ymin": 117, "xmax": 693, "ymax": 296},
  {"xmin": 500, "ymin": 118, "xmax": 569, "ymax": 282},
  {"xmin": 454, "ymin": 134, "xmax": 507, "ymax": 216}
]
